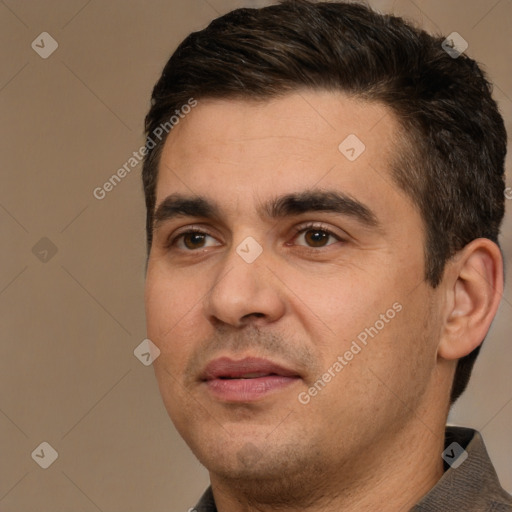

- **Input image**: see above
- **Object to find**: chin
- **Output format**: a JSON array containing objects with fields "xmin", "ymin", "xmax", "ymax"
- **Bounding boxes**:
[{"xmin": 197, "ymin": 434, "xmax": 310, "ymax": 479}]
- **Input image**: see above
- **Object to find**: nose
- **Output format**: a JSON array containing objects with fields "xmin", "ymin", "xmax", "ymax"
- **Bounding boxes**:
[{"xmin": 204, "ymin": 244, "xmax": 286, "ymax": 328}]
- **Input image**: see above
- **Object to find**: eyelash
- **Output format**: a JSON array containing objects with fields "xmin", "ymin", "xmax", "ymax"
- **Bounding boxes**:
[
  {"xmin": 290, "ymin": 222, "xmax": 343, "ymax": 247},
  {"xmin": 166, "ymin": 223, "xmax": 343, "ymax": 251}
]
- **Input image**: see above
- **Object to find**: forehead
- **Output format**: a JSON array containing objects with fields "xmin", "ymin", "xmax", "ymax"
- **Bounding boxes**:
[{"xmin": 155, "ymin": 90, "xmax": 413, "ymax": 222}]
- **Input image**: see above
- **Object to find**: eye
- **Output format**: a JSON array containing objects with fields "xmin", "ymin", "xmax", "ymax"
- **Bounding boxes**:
[
  {"xmin": 292, "ymin": 224, "xmax": 342, "ymax": 248},
  {"xmin": 171, "ymin": 230, "xmax": 220, "ymax": 250}
]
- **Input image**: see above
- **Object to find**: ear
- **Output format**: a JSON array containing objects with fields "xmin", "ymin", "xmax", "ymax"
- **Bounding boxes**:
[{"xmin": 438, "ymin": 238, "xmax": 503, "ymax": 361}]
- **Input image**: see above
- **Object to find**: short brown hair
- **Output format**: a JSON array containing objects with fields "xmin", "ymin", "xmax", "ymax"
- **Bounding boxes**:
[{"xmin": 142, "ymin": 0, "xmax": 507, "ymax": 404}]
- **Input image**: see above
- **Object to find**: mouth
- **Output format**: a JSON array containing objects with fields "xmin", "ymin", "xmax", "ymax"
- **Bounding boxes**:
[{"xmin": 200, "ymin": 356, "xmax": 301, "ymax": 402}]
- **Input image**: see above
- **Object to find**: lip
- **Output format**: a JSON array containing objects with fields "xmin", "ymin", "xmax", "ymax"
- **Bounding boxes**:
[{"xmin": 201, "ymin": 356, "xmax": 301, "ymax": 402}]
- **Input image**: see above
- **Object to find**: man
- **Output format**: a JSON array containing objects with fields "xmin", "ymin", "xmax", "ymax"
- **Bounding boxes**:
[{"xmin": 142, "ymin": 1, "xmax": 511, "ymax": 510}]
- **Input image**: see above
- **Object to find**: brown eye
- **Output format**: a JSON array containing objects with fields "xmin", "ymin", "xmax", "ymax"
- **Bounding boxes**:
[
  {"xmin": 171, "ymin": 231, "xmax": 220, "ymax": 251},
  {"xmin": 183, "ymin": 232, "xmax": 207, "ymax": 249},
  {"xmin": 294, "ymin": 226, "xmax": 340, "ymax": 248},
  {"xmin": 303, "ymin": 229, "xmax": 331, "ymax": 247}
]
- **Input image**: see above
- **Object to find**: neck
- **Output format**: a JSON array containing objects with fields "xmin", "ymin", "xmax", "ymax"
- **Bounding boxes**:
[{"xmin": 210, "ymin": 421, "xmax": 446, "ymax": 512}]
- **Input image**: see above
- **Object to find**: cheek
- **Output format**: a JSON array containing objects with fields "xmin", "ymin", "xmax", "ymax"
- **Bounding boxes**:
[
  {"xmin": 347, "ymin": 290, "xmax": 437, "ymax": 403},
  {"xmin": 146, "ymin": 265, "xmax": 201, "ymax": 335},
  {"xmin": 145, "ymin": 268, "xmax": 206, "ymax": 425},
  {"xmin": 309, "ymin": 282, "xmax": 436, "ymax": 408},
  {"xmin": 144, "ymin": 266, "xmax": 208, "ymax": 380},
  {"xmin": 295, "ymin": 269, "xmax": 395, "ymax": 341}
]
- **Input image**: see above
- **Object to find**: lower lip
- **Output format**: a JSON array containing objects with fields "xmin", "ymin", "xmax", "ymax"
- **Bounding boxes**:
[{"xmin": 204, "ymin": 376, "xmax": 300, "ymax": 402}]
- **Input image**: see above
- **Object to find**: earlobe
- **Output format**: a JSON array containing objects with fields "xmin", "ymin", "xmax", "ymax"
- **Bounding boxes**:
[{"xmin": 438, "ymin": 238, "xmax": 503, "ymax": 361}]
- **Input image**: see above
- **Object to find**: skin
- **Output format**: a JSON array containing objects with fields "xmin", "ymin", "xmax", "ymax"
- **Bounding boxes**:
[{"xmin": 144, "ymin": 90, "xmax": 503, "ymax": 511}]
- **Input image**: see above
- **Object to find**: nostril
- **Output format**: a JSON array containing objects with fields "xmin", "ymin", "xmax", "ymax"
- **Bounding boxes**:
[{"xmin": 243, "ymin": 312, "xmax": 265, "ymax": 320}]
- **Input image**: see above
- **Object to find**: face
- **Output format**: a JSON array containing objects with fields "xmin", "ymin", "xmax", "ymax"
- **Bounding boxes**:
[{"xmin": 145, "ymin": 91, "xmax": 444, "ymax": 494}]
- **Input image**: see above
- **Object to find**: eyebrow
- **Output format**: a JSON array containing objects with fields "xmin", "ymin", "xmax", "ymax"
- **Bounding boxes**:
[{"xmin": 153, "ymin": 190, "xmax": 379, "ymax": 231}]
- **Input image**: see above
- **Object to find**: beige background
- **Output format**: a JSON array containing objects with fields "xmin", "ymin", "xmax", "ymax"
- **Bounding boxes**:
[{"xmin": 0, "ymin": 0, "xmax": 511, "ymax": 510}]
